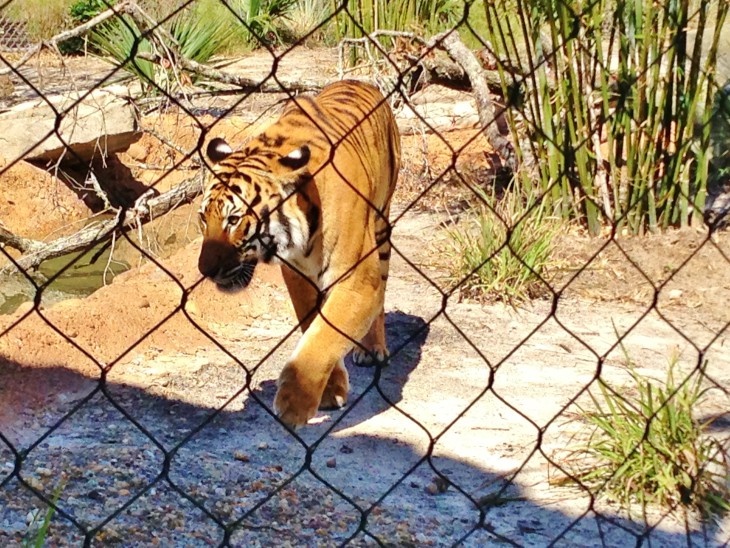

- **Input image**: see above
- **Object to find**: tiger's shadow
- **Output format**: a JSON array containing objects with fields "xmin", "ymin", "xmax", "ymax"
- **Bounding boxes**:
[{"xmin": 254, "ymin": 310, "xmax": 429, "ymax": 431}]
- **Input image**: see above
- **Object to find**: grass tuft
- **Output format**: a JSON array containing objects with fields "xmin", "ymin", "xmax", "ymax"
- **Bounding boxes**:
[
  {"xmin": 444, "ymin": 184, "xmax": 556, "ymax": 303},
  {"xmin": 561, "ymin": 348, "xmax": 729, "ymax": 520},
  {"xmin": 22, "ymin": 481, "xmax": 64, "ymax": 548},
  {"xmin": 4, "ymin": 0, "xmax": 75, "ymax": 42}
]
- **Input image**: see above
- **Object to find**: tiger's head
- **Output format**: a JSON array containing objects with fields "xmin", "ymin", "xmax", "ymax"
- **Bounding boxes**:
[{"xmin": 197, "ymin": 136, "xmax": 315, "ymax": 290}]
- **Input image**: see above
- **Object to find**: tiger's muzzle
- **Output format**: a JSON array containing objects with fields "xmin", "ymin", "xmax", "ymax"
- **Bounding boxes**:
[{"xmin": 198, "ymin": 239, "xmax": 257, "ymax": 290}]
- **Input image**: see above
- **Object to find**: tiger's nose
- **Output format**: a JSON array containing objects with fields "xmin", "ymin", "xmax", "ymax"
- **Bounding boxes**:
[{"xmin": 198, "ymin": 239, "xmax": 237, "ymax": 279}]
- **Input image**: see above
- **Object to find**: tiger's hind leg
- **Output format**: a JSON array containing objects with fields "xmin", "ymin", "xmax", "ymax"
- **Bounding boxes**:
[
  {"xmin": 352, "ymin": 221, "xmax": 391, "ymax": 367},
  {"xmin": 352, "ymin": 307, "xmax": 388, "ymax": 367}
]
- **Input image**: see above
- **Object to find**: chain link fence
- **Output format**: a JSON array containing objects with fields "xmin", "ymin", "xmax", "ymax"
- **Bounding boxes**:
[
  {"xmin": 1, "ymin": 0, "xmax": 729, "ymax": 546},
  {"xmin": 0, "ymin": 17, "xmax": 32, "ymax": 52}
]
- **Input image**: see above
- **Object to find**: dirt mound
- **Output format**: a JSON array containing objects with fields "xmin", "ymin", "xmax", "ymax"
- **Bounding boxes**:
[
  {"xmin": 0, "ymin": 239, "xmax": 291, "ymax": 378},
  {"xmin": 0, "ymin": 159, "xmax": 91, "ymax": 243}
]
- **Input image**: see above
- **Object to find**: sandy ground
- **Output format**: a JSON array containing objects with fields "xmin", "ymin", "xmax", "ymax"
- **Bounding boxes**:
[{"xmin": 0, "ymin": 48, "xmax": 729, "ymax": 546}]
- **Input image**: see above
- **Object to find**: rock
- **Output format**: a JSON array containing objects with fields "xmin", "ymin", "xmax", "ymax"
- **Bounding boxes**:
[
  {"xmin": 396, "ymin": 85, "xmax": 479, "ymax": 135},
  {"xmin": 233, "ymin": 450, "xmax": 249, "ymax": 462},
  {"xmin": 0, "ymin": 85, "xmax": 141, "ymax": 164}
]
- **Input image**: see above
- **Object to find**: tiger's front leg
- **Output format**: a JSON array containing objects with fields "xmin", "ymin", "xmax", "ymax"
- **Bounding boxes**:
[{"xmin": 274, "ymin": 262, "xmax": 383, "ymax": 427}]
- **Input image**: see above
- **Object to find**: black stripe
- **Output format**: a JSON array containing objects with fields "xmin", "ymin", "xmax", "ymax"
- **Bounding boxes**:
[
  {"xmin": 375, "ymin": 225, "xmax": 391, "ymax": 237},
  {"xmin": 304, "ymin": 241, "xmax": 315, "ymax": 258},
  {"xmin": 240, "ymin": 159, "xmax": 268, "ymax": 169},
  {"xmin": 307, "ymin": 204, "xmax": 319, "ymax": 239}
]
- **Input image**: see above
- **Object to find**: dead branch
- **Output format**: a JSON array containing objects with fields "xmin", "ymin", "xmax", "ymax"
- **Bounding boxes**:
[
  {"xmin": 438, "ymin": 33, "xmax": 517, "ymax": 172},
  {"xmin": 133, "ymin": 51, "xmax": 324, "ymax": 94},
  {"xmin": 337, "ymin": 30, "xmax": 506, "ymax": 94},
  {"xmin": 0, "ymin": 225, "xmax": 45, "ymax": 254},
  {"xmin": 0, "ymin": 170, "xmax": 205, "ymax": 276}
]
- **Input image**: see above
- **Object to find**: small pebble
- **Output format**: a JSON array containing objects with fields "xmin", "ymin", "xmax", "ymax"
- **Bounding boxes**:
[
  {"xmin": 339, "ymin": 444, "xmax": 354, "ymax": 454},
  {"xmin": 87, "ymin": 489, "xmax": 104, "ymax": 501},
  {"xmin": 233, "ymin": 451, "xmax": 250, "ymax": 462},
  {"xmin": 425, "ymin": 483, "xmax": 440, "ymax": 495},
  {"xmin": 25, "ymin": 509, "xmax": 39, "ymax": 524},
  {"xmin": 326, "ymin": 458, "xmax": 337, "ymax": 468}
]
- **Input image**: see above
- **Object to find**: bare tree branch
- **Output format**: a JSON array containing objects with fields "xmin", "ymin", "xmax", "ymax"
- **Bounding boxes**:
[
  {"xmin": 0, "ymin": 225, "xmax": 45, "ymax": 254},
  {"xmin": 134, "ymin": 51, "xmax": 324, "ymax": 94},
  {"xmin": 0, "ymin": 171, "xmax": 204, "ymax": 276},
  {"xmin": 438, "ymin": 32, "xmax": 517, "ymax": 172}
]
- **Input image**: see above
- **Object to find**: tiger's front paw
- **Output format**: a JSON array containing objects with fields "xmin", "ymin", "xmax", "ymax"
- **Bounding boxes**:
[
  {"xmin": 274, "ymin": 365, "xmax": 321, "ymax": 428},
  {"xmin": 319, "ymin": 360, "xmax": 349, "ymax": 410}
]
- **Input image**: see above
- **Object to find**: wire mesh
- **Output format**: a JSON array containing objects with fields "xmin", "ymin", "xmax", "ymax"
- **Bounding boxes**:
[
  {"xmin": 0, "ymin": 0, "xmax": 729, "ymax": 546},
  {"xmin": 0, "ymin": 16, "xmax": 32, "ymax": 52}
]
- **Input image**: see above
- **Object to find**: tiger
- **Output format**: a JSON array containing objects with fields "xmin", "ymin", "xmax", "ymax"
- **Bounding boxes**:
[{"xmin": 197, "ymin": 79, "xmax": 401, "ymax": 428}]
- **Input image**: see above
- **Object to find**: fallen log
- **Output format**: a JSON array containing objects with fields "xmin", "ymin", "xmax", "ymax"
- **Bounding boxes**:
[{"xmin": 0, "ymin": 170, "xmax": 204, "ymax": 276}]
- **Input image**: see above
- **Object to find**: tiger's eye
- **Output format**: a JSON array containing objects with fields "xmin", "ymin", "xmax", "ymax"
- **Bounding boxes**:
[{"xmin": 227, "ymin": 215, "xmax": 241, "ymax": 227}]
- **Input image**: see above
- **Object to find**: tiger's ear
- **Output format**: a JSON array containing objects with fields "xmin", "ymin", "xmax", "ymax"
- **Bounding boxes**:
[
  {"xmin": 207, "ymin": 137, "xmax": 234, "ymax": 163},
  {"xmin": 279, "ymin": 145, "xmax": 310, "ymax": 170}
]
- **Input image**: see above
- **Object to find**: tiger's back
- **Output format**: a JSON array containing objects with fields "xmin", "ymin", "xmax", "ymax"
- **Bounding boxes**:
[{"xmin": 198, "ymin": 80, "xmax": 401, "ymax": 427}]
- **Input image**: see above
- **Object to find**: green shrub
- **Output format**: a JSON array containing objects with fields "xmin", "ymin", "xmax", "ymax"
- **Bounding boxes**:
[
  {"xmin": 709, "ymin": 82, "xmax": 730, "ymax": 193},
  {"xmin": 483, "ymin": 0, "xmax": 729, "ymax": 234},
  {"xmin": 286, "ymin": 0, "xmax": 337, "ymax": 45},
  {"xmin": 69, "ymin": 0, "xmax": 111, "ymax": 21},
  {"xmin": 334, "ymin": 0, "xmax": 462, "ymax": 64},
  {"xmin": 561, "ymin": 349, "xmax": 729, "ymax": 519},
  {"xmin": 60, "ymin": 0, "xmax": 116, "ymax": 54},
  {"xmin": 91, "ymin": 15, "xmax": 157, "ymax": 90},
  {"xmin": 333, "ymin": 0, "xmax": 461, "ymax": 38},
  {"xmin": 234, "ymin": 0, "xmax": 300, "ymax": 46},
  {"xmin": 443, "ymin": 184, "xmax": 556, "ymax": 303},
  {"xmin": 90, "ymin": 4, "xmax": 237, "ymax": 93}
]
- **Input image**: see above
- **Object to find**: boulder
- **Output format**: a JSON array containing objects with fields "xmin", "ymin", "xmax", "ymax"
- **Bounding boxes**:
[{"xmin": 0, "ymin": 85, "xmax": 141, "ymax": 164}]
